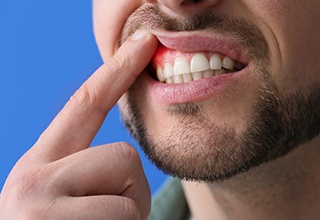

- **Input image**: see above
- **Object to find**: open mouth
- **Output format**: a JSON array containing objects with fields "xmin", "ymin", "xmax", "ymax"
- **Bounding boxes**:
[{"xmin": 151, "ymin": 44, "xmax": 246, "ymax": 84}]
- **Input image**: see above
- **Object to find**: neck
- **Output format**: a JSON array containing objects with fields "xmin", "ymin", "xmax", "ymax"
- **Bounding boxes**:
[{"xmin": 182, "ymin": 135, "xmax": 320, "ymax": 220}]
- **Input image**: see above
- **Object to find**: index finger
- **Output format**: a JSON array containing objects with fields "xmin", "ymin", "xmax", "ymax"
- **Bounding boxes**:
[{"xmin": 30, "ymin": 30, "xmax": 158, "ymax": 162}]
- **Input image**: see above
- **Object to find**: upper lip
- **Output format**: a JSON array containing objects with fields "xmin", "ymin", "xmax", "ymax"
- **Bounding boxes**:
[{"xmin": 150, "ymin": 30, "xmax": 250, "ymax": 65}]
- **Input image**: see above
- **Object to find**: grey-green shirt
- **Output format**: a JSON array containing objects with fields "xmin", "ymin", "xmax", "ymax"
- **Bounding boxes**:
[{"xmin": 150, "ymin": 178, "xmax": 190, "ymax": 220}]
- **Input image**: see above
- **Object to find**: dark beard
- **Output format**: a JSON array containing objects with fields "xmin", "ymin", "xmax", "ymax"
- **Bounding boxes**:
[
  {"xmin": 123, "ymin": 81, "xmax": 320, "ymax": 182},
  {"xmin": 120, "ymin": 4, "xmax": 320, "ymax": 182}
]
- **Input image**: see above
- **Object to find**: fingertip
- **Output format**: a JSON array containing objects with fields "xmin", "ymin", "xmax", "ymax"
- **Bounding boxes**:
[
  {"xmin": 131, "ymin": 29, "xmax": 153, "ymax": 41},
  {"xmin": 128, "ymin": 29, "xmax": 158, "ymax": 50}
]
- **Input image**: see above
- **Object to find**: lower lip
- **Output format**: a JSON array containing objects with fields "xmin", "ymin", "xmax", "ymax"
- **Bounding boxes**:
[{"xmin": 143, "ymin": 67, "xmax": 249, "ymax": 105}]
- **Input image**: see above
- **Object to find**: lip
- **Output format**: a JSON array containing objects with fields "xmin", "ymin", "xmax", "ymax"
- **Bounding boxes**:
[
  {"xmin": 152, "ymin": 30, "xmax": 250, "ymax": 65},
  {"xmin": 142, "ymin": 65, "xmax": 249, "ymax": 104},
  {"xmin": 140, "ymin": 30, "xmax": 252, "ymax": 104}
]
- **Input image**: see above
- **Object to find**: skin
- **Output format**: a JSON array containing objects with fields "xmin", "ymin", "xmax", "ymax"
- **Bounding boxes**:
[
  {"xmin": 1, "ymin": 0, "xmax": 319, "ymax": 220},
  {"xmin": 94, "ymin": 0, "xmax": 320, "ymax": 219},
  {"xmin": 0, "ymin": 31, "xmax": 158, "ymax": 219}
]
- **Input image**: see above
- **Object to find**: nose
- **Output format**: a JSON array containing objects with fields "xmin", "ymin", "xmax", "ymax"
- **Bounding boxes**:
[{"xmin": 146, "ymin": 0, "xmax": 221, "ymax": 15}]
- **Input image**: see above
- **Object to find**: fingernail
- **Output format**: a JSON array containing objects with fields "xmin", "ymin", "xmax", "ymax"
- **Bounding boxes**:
[{"xmin": 131, "ymin": 29, "xmax": 150, "ymax": 41}]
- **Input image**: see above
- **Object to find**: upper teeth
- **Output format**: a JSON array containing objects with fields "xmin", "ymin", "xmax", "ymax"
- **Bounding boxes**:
[{"xmin": 156, "ymin": 53, "xmax": 242, "ymax": 84}]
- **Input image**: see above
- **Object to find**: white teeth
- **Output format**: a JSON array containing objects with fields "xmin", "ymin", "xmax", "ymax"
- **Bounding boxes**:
[
  {"xmin": 190, "ymin": 53, "xmax": 209, "ymax": 72},
  {"xmin": 203, "ymin": 70, "xmax": 215, "ymax": 78},
  {"xmin": 174, "ymin": 57, "xmax": 190, "ymax": 75},
  {"xmin": 215, "ymin": 69, "xmax": 226, "ymax": 75},
  {"xmin": 157, "ymin": 66, "xmax": 166, "ymax": 83},
  {"xmin": 222, "ymin": 56, "xmax": 235, "ymax": 70},
  {"xmin": 156, "ymin": 53, "xmax": 242, "ymax": 84},
  {"xmin": 192, "ymin": 72, "xmax": 203, "ymax": 81},
  {"xmin": 166, "ymin": 77, "xmax": 174, "ymax": 84},
  {"xmin": 163, "ymin": 63, "xmax": 174, "ymax": 78},
  {"xmin": 173, "ymin": 74, "xmax": 183, "ymax": 83},
  {"xmin": 182, "ymin": 73, "xmax": 193, "ymax": 83},
  {"xmin": 209, "ymin": 54, "xmax": 222, "ymax": 70}
]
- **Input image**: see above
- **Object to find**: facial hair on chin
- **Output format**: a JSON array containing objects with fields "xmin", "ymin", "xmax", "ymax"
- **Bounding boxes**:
[
  {"xmin": 120, "ymin": 4, "xmax": 320, "ymax": 182},
  {"xmin": 124, "ymin": 79, "xmax": 320, "ymax": 182}
]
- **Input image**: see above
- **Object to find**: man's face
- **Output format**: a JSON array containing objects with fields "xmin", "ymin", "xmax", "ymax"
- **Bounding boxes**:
[{"xmin": 93, "ymin": 0, "xmax": 320, "ymax": 182}]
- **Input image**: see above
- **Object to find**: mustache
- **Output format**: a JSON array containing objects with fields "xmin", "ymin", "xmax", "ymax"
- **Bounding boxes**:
[{"xmin": 121, "ymin": 4, "xmax": 269, "ymax": 61}]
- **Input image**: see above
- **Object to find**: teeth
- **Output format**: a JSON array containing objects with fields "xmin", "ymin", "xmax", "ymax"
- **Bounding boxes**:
[
  {"xmin": 216, "ymin": 69, "xmax": 226, "ymax": 75},
  {"xmin": 173, "ymin": 74, "xmax": 183, "ymax": 83},
  {"xmin": 157, "ymin": 66, "xmax": 166, "ymax": 83},
  {"xmin": 166, "ymin": 77, "xmax": 174, "ymax": 84},
  {"xmin": 182, "ymin": 73, "xmax": 193, "ymax": 83},
  {"xmin": 192, "ymin": 72, "xmax": 203, "ymax": 81},
  {"xmin": 174, "ymin": 57, "xmax": 190, "ymax": 75},
  {"xmin": 163, "ymin": 63, "xmax": 174, "ymax": 78},
  {"xmin": 209, "ymin": 54, "xmax": 222, "ymax": 70},
  {"xmin": 222, "ymin": 56, "xmax": 235, "ymax": 70},
  {"xmin": 190, "ymin": 53, "xmax": 209, "ymax": 72},
  {"xmin": 157, "ymin": 53, "xmax": 242, "ymax": 84},
  {"xmin": 203, "ymin": 70, "xmax": 215, "ymax": 78}
]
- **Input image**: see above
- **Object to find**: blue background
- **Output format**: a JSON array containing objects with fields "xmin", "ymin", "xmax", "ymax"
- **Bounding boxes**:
[{"xmin": 0, "ymin": 0, "xmax": 167, "ymax": 195}]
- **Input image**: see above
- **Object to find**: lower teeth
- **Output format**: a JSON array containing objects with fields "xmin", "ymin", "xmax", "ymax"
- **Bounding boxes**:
[
  {"xmin": 163, "ymin": 66, "xmax": 247, "ymax": 84},
  {"xmin": 164, "ymin": 69, "xmax": 226, "ymax": 84}
]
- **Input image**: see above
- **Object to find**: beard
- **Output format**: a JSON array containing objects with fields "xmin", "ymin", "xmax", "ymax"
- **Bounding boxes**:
[{"xmin": 120, "ymin": 4, "xmax": 320, "ymax": 182}]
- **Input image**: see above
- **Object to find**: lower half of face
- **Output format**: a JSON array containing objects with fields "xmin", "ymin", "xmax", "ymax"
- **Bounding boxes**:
[
  {"xmin": 119, "ymin": 51, "xmax": 320, "ymax": 183},
  {"xmin": 113, "ymin": 2, "xmax": 320, "ymax": 182}
]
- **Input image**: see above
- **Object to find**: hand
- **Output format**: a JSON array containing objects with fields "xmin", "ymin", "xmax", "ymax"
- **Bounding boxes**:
[{"xmin": 0, "ymin": 30, "xmax": 158, "ymax": 220}]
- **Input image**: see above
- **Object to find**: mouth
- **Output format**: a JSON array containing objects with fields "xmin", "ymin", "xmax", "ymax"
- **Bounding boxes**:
[
  {"xmin": 149, "ymin": 32, "xmax": 249, "ymax": 85},
  {"xmin": 134, "ymin": 31, "xmax": 254, "ymax": 104},
  {"xmin": 152, "ymin": 44, "xmax": 246, "ymax": 84}
]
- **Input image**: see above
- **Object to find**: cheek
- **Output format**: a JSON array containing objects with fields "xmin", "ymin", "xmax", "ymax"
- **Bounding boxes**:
[
  {"xmin": 277, "ymin": 11, "xmax": 320, "ymax": 91},
  {"xmin": 245, "ymin": 0, "xmax": 320, "ymax": 90},
  {"xmin": 93, "ymin": 0, "xmax": 142, "ymax": 60}
]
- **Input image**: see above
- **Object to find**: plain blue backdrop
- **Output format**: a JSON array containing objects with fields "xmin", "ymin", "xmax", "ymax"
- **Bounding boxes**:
[{"xmin": 0, "ymin": 0, "xmax": 168, "ymax": 195}]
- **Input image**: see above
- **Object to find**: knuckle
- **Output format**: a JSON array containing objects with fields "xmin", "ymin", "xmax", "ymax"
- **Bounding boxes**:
[
  {"xmin": 6, "ymin": 164, "xmax": 59, "ymax": 203},
  {"xmin": 116, "ymin": 142, "xmax": 142, "ymax": 166},
  {"xmin": 109, "ymin": 51, "xmax": 129, "ymax": 72},
  {"xmin": 4, "ymin": 168, "xmax": 67, "ymax": 219},
  {"xmin": 106, "ymin": 49, "xmax": 137, "ymax": 78},
  {"xmin": 69, "ymin": 82, "xmax": 98, "ymax": 112},
  {"xmin": 107, "ymin": 56, "xmax": 123, "ymax": 73},
  {"xmin": 8, "ymin": 169, "xmax": 43, "ymax": 201},
  {"xmin": 1, "ymin": 168, "xmax": 55, "ymax": 219}
]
